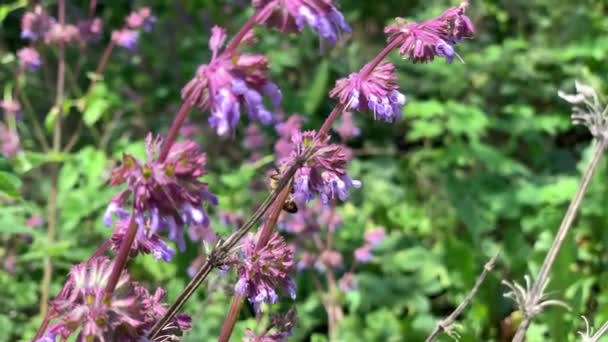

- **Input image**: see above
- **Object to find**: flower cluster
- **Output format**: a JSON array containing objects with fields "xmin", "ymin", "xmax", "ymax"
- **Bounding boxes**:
[
  {"xmin": 384, "ymin": 2, "xmax": 474, "ymax": 63},
  {"xmin": 330, "ymin": 61, "xmax": 407, "ymax": 122},
  {"xmin": 0, "ymin": 123, "xmax": 20, "ymax": 157},
  {"xmin": 235, "ymin": 232, "xmax": 296, "ymax": 312},
  {"xmin": 354, "ymin": 226, "xmax": 386, "ymax": 263},
  {"xmin": 243, "ymin": 309, "xmax": 297, "ymax": 342},
  {"xmin": 274, "ymin": 114, "xmax": 305, "ymax": 159},
  {"xmin": 20, "ymin": 5, "xmax": 56, "ymax": 41},
  {"xmin": 111, "ymin": 7, "xmax": 156, "ymax": 50},
  {"xmin": 334, "ymin": 111, "xmax": 361, "ymax": 140},
  {"xmin": 254, "ymin": 0, "xmax": 351, "ymax": 45},
  {"xmin": 279, "ymin": 130, "xmax": 360, "ymax": 206},
  {"xmin": 17, "ymin": 47, "xmax": 42, "ymax": 71},
  {"xmin": 38, "ymin": 257, "xmax": 191, "ymax": 341},
  {"xmin": 104, "ymin": 135, "xmax": 217, "ymax": 258},
  {"xmin": 182, "ymin": 26, "xmax": 282, "ymax": 136}
]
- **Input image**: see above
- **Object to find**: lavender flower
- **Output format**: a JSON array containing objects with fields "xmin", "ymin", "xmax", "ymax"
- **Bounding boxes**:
[
  {"xmin": 21, "ymin": 5, "xmax": 56, "ymax": 41},
  {"xmin": 105, "ymin": 135, "xmax": 217, "ymax": 254},
  {"xmin": 235, "ymin": 232, "xmax": 296, "ymax": 312},
  {"xmin": 339, "ymin": 272, "xmax": 357, "ymax": 292},
  {"xmin": 17, "ymin": 47, "xmax": 41, "ymax": 71},
  {"xmin": 275, "ymin": 115, "xmax": 305, "ymax": 159},
  {"xmin": 354, "ymin": 245, "xmax": 373, "ymax": 263},
  {"xmin": 254, "ymin": 0, "xmax": 351, "ymax": 45},
  {"xmin": 334, "ymin": 111, "xmax": 361, "ymax": 140},
  {"xmin": 112, "ymin": 29, "xmax": 139, "ymax": 50},
  {"xmin": 42, "ymin": 257, "xmax": 191, "ymax": 341},
  {"xmin": 126, "ymin": 7, "xmax": 156, "ymax": 32},
  {"xmin": 243, "ymin": 310, "xmax": 297, "ymax": 342},
  {"xmin": 111, "ymin": 219, "xmax": 175, "ymax": 262},
  {"xmin": 45, "ymin": 24, "xmax": 80, "ymax": 45},
  {"xmin": 279, "ymin": 130, "xmax": 361, "ymax": 206},
  {"xmin": 182, "ymin": 26, "xmax": 282, "ymax": 135},
  {"xmin": 76, "ymin": 18, "xmax": 103, "ymax": 45},
  {"xmin": 364, "ymin": 226, "xmax": 386, "ymax": 246},
  {"xmin": 384, "ymin": 2, "xmax": 474, "ymax": 63},
  {"xmin": 330, "ymin": 61, "xmax": 406, "ymax": 122},
  {"xmin": 0, "ymin": 123, "xmax": 20, "ymax": 157}
]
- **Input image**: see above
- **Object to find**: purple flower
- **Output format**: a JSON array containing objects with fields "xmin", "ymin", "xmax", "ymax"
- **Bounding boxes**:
[
  {"xmin": 243, "ymin": 309, "xmax": 296, "ymax": 342},
  {"xmin": 45, "ymin": 24, "xmax": 80, "ymax": 45},
  {"xmin": 334, "ymin": 111, "xmax": 361, "ymax": 140},
  {"xmin": 254, "ymin": 0, "xmax": 351, "ymax": 45},
  {"xmin": 235, "ymin": 232, "xmax": 296, "ymax": 312},
  {"xmin": 112, "ymin": 29, "xmax": 139, "ymax": 50},
  {"xmin": 316, "ymin": 249, "xmax": 343, "ymax": 271},
  {"xmin": 111, "ymin": 219, "xmax": 175, "ymax": 262},
  {"xmin": 21, "ymin": 5, "xmax": 56, "ymax": 41},
  {"xmin": 0, "ymin": 98, "xmax": 21, "ymax": 116},
  {"xmin": 0, "ymin": 123, "xmax": 20, "ymax": 157},
  {"xmin": 384, "ymin": 3, "xmax": 474, "ymax": 63},
  {"xmin": 339, "ymin": 272, "xmax": 357, "ymax": 292},
  {"xmin": 274, "ymin": 115, "xmax": 305, "ymax": 159},
  {"xmin": 364, "ymin": 227, "xmax": 386, "ymax": 246},
  {"xmin": 330, "ymin": 61, "xmax": 407, "ymax": 122},
  {"xmin": 26, "ymin": 215, "xmax": 44, "ymax": 228},
  {"xmin": 126, "ymin": 7, "xmax": 156, "ymax": 32},
  {"xmin": 279, "ymin": 130, "xmax": 361, "ymax": 206},
  {"xmin": 182, "ymin": 26, "xmax": 282, "ymax": 136},
  {"xmin": 17, "ymin": 47, "xmax": 41, "ymax": 71},
  {"xmin": 296, "ymin": 251, "xmax": 316, "ymax": 270},
  {"xmin": 105, "ymin": 135, "xmax": 217, "ymax": 254},
  {"xmin": 43, "ymin": 257, "xmax": 191, "ymax": 340},
  {"xmin": 354, "ymin": 244, "xmax": 373, "ymax": 263},
  {"xmin": 76, "ymin": 18, "xmax": 103, "ymax": 45}
]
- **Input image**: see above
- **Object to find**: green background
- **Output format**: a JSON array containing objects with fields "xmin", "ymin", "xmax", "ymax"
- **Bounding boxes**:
[{"xmin": 1, "ymin": 0, "xmax": 608, "ymax": 341}]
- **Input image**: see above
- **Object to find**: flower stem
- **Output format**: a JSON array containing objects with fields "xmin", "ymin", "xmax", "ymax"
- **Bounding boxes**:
[
  {"xmin": 512, "ymin": 139, "xmax": 607, "ymax": 342},
  {"xmin": 217, "ymin": 188, "xmax": 291, "ymax": 342},
  {"xmin": 158, "ymin": 100, "xmax": 193, "ymax": 162},
  {"xmin": 39, "ymin": 0, "xmax": 66, "ymax": 323},
  {"xmin": 218, "ymin": 295, "xmax": 246, "ymax": 342},
  {"xmin": 224, "ymin": 1, "xmax": 276, "ymax": 55},
  {"xmin": 104, "ymin": 215, "xmax": 136, "ymax": 295}
]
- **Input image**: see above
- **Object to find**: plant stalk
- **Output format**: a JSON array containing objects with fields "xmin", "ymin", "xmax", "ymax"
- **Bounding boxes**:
[{"xmin": 512, "ymin": 139, "xmax": 607, "ymax": 342}]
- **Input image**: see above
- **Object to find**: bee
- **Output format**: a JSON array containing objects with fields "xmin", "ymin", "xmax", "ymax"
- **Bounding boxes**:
[{"xmin": 269, "ymin": 167, "xmax": 298, "ymax": 214}]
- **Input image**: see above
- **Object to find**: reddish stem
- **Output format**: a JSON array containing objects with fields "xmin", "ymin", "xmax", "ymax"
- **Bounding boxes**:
[
  {"xmin": 104, "ymin": 216, "xmax": 136, "ymax": 295},
  {"xmin": 158, "ymin": 100, "xmax": 193, "ymax": 162},
  {"xmin": 93, "ymin": 41, "xmax": 115, "ymax": 82},
  {"xmin": 224, "ymin": 1, "xmax": 276, "ymax": 54},
  {"xmin": 359, "ymin": 37, "xmax": 403, "ymax": 79},
  {"xmin": 218, "ymin": 295, "xmax": 246, "ymax": 342}
]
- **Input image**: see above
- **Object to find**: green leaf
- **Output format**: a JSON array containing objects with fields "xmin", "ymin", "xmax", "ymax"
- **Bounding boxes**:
[
  {"xmin": 304, "ymin": 60, "xmax": 329, "ymax": 114},
  {"xmin": 0, "ymin": 171, "xmax": 21, "ymax": 199},
  {"xmin": 0, "ymin": 0, "xmax": 26, "ymax": 23}
]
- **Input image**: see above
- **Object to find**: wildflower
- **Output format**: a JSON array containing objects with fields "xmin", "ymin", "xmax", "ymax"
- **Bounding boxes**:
[
  {"xmin": 334, "ymin": 111, "xmax": 361, "ymax": 140},
  {"xmin": 296, "ymin": 251, "xmax": 316, "ymax": 270},
  {"xmin": 0, "ymin": 123, "xmax": 20, "ymax": 157},
  {"xmin": 254, "ymin": 0, "xmax": 351, "ymax": 45},
  {"xmin": 111, "ymin": 219, "xmax": 175, "ymax": 262},
  {"xmin": 274, "ymin": 115, "xmax": 305, "ymax": 159},
  {"xmin": 330, "ymin": 61, "xmax": 406, "ymax": 122},
  {"xmin": 245, "ymin": 124, "xmax": 267, "ymax": 151},
  {"xmin": 76, "ymin": 18, "xmax": 103, "ymax": 44},
  {"xmin": 339, "ymin": 272, "xmax": 357, "ymax": 292},
  {"xmin": 0, "ymin": 98, "xmax": 21, "ymax": 116},
  {"xmin": 21, "ymin": 5, "xmax": 56, "ymax": 41},
  {"xmin": 43, "ymin": 257, "xmax": 191, "ymax": 340},
  {"xmin": 17, "ymin": 47, "xmax": 41, "ymax": 71},
  {"xmin": 243, "ymin": 310, "xmax": 297, "ymax": 342},
  {"xmin": 126, "ymin": 7, "xmax": 156, "ymax": 32},
  {"xmin": 182, "ymin": 26, "xmax": 282, "ymax": 135},
  {"xmin": 235, "ymin": 232, "xmax": 296, "ymax": 312},
  {"xmin": 112, "ymin": 29, "xmax": 139, "ymax": 50},
  {"xmin": 354, "ymin": 245, "xmax": 373, "ymax": 263},
  {"xmin": 26, "ymin": 215, "xmax": 44, "ymax": 228},
  {"xmin": 104, "ymin": 135, "xmax": 217, "ymax": 254},
  {"xmin": 45, "ymin": 24, "xmax": 80, "ymax": 45},
  {"xmin": 316, "ymin": 250, "xmax": 343, "ymax": 271},
  {"xmin": 364, "ymin": 227, "xmax": 386, "ymax": 246},
  {"xmin": 384, "ymin": 2, "xmax": 474, "ymax": 63},
  {"xmin": 279, "ymin": 130, "xmax": 361, "ymax": 206}
]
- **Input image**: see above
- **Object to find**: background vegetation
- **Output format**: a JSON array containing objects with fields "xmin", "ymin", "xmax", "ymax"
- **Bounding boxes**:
[{"xmin": 1, "ymin": 0, "xmax": 608, "ymax": 341}]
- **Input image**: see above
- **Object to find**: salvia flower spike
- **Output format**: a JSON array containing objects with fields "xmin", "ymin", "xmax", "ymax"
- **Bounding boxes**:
[
  {"xmin": 182, "ymin": 25, "xmax": 282, "ymax": 136},
  {"xmin": 104, "ymin": 134, "xmax": 217, "ymax": 259}
]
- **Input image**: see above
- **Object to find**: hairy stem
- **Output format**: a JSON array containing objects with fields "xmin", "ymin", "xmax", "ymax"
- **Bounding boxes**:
[
  {"xmin": 512, "ymin": 139, "xmax": 607, "ymax": 342},
  {"xmin": 218, "ymin": 295, "xmax": 246, "ymax": 342},
  {"xmin": 426, "ymin": 254, "xmax": 498, "ymax": 342}
]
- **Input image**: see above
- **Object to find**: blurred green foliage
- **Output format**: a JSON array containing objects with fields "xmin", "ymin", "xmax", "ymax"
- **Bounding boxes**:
[{"xmin": 2, "ymin": 0, "xmax": 608, "ymax": 341}]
